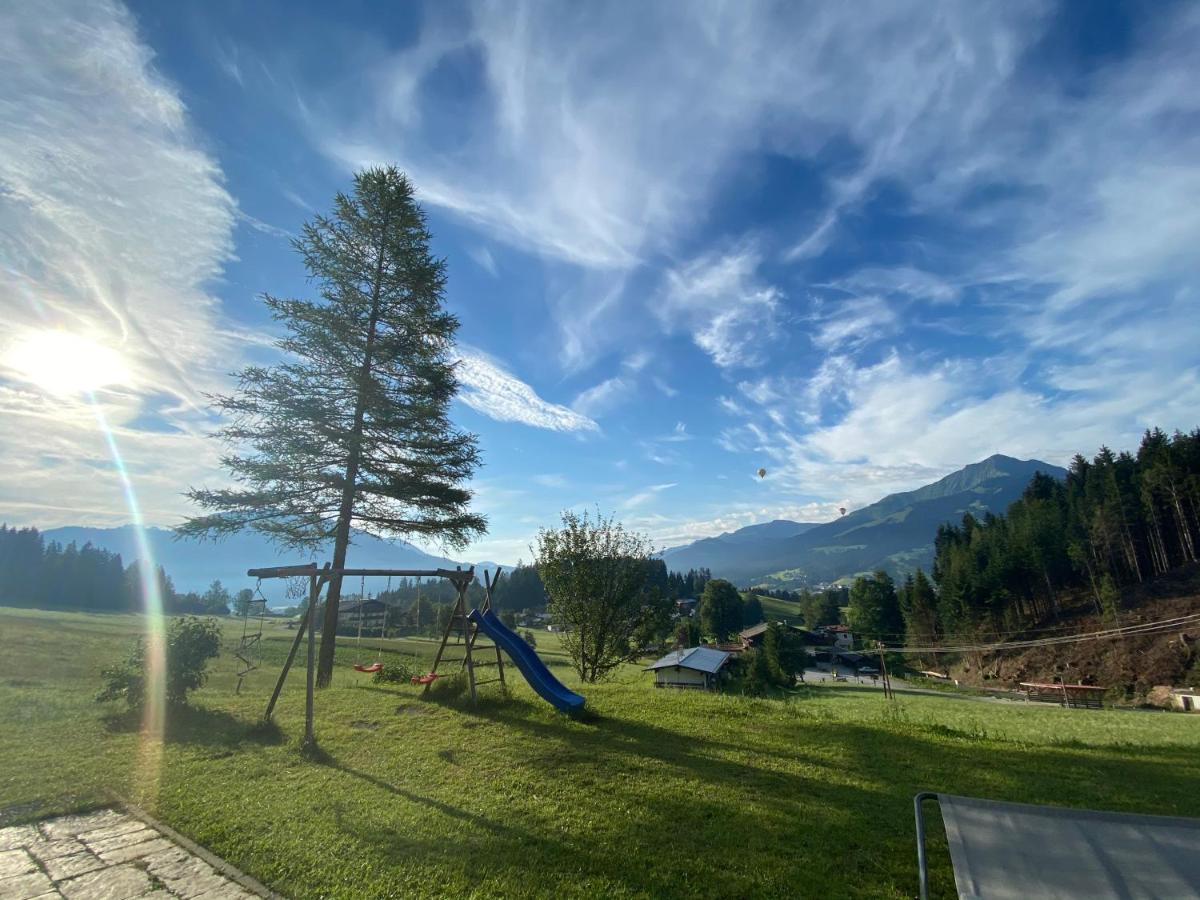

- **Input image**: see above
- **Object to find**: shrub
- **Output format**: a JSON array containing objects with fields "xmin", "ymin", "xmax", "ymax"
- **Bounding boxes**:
[
  {"xmin": 522, "ymin": 629, "xmax": 537, "ymax": 649},
  {"xmin": 97, "ymin": 615, "xmax": 222, "ymax": 709},
  {"xmin": 372, "ymin": 662, "xmax": 413, "ymax": 684}
]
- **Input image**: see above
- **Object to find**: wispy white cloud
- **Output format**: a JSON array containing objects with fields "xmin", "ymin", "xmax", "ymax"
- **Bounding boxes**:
[
  {"xmin": 659, "ymin": 244, "xmax": 781, "ymax": 369},
  {"xmin": 622, "ymin": 482, "xmax": 677, "ymax": 510},
  {"xmin": 0, "ymin": 0, "xmax": 243, "ymax": 528},
  {"xmin": 455, "ymin": 348, "xmax": 598, "ymax": 433},
  {"xmin": 572, "ymin": 376, "xmax": 631, "ymax": 419},
  {"xmin": 652, "ymin": 376, "xmax": 678, "ymax": 398},
  {"xmin": 469, "ymin": 245, "xmax": 498, "ymax": 277}
]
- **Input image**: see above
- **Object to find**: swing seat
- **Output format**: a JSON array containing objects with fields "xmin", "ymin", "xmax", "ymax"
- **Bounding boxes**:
[
  {"xmin": 354, "ymin": 662, "xmax": 384, "ymax": 673},
  {"xmin": 411, "ymin": 673, "xmax": 441, "ymax": 685}
]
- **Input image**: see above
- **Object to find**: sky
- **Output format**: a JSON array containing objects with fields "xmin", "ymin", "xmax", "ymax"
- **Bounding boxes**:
[{"xmin": 1, "ymin": 0, "xmax": 1199, "ymax": 565}]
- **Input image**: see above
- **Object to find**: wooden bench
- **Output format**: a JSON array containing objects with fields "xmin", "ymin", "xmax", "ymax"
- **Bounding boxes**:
[{"xmin": 1019, "ymin": 681, "xmax": 1106, "ymax": 709}]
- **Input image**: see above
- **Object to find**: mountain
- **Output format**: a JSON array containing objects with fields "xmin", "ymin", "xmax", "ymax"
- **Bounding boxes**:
[
  {"xmin": 662, "ymin": 454, "xmax": 1067, "ymax": 588},
  {"xmin": 662, "ymin": 520, "xmax": 820, "ymax": 574},
  {"xmin": 39, "ymin": 525, "xmax": 509, "ymax": 605}
]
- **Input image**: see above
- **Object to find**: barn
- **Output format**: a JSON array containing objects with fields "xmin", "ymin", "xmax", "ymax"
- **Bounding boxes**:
[{"xmin": 644, "ymin": 647, "xmax": 732, "ymax": 689}]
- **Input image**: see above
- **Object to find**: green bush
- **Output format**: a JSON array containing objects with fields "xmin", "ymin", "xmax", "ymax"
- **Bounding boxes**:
[
  {"xmin": 372, "ymin": 662, "xmax": 413, "ymax": 684},
  {"xmin": 97, "ymin": 616, "xmax": 222, "ymax": 709}
]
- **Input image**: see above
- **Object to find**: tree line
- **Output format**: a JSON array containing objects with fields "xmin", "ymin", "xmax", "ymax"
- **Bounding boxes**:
[
  {"xmin": 0, "ymin": 525, "xmax": 231, "ymax": 615},
  {"xmin": 928, "ymin": 428, "xmax": 1200, "ymax": 643}
]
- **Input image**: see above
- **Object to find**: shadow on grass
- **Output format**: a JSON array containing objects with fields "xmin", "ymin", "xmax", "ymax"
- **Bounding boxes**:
[{"xmin": 102, "ymin": 703, "xmax": 283, "ymax": 749}]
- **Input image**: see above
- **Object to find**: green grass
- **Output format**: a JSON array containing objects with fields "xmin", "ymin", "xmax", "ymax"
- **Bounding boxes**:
[
  {"xmin": 754, "ymin": 593, "xmax": 805, "ymax": 625},
  {"xmin": 2, "ymin": 606, "xmax": 1199, "ymax": 899}
]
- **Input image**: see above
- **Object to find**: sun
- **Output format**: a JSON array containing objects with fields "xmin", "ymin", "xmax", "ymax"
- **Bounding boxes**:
[{"xmin": 5, "ymin": 329, "xmax": 132, "ymax": 395}]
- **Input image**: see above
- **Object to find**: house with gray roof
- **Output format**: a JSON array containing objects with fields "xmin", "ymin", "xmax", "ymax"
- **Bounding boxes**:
[{"xmin": 644, "ymin": 646, "xmax": 732, "ymax": 689}]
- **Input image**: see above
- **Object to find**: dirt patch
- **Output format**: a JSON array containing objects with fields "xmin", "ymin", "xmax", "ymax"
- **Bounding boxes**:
[
  {"xmin": 350, "ymin": 720, "xmax": 380, "ymax": 731},
  {"xmin": 394, "ymin": 704, "xmax": 432, "ymax": 716},
  {"xmin": 951, "ymin": 588, "xmax": 1200, "ymax": 699}
]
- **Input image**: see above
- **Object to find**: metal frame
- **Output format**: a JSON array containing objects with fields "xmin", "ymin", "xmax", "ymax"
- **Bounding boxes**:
[{"xmin": 914, "ymin": 791, "xmax": 939, "ymax": 900}]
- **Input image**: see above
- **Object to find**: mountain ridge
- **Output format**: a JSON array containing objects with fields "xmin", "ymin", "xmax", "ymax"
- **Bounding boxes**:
[
  {"xmin": 38, "ymin": 524, "xmax": 509, "ymax": 604},
  {"xmin": 662, "ymin": 454, "xmax": 1066, "ymax": 587}
]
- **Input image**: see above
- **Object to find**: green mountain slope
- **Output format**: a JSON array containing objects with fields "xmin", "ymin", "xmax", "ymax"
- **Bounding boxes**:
[{"xmin": 663, "ymin": 455, "xmax": 1066, "ymax": 586}]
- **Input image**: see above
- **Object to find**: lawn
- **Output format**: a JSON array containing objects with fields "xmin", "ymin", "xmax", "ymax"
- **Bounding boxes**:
[{"xmin": 2, "ymin": 606, "xmax": 1198, "ymax": 899}]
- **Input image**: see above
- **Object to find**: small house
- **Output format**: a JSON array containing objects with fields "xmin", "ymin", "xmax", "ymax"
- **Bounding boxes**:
[
  {"xmin": 821, "ymin": 624, "xmax": 854, "ymax": 650},
  {"xmin": 676, "ymin": 598, "xmax": 698, "ymax": 617},
  {"xmin": 1171, "ymin": 687, "xmax": 1200, "ymax": 713},
  {"xmin": 739, "ymin": 621, "xmax": 770, "ymax": 648},
  {"xmin": 645, "ymin": 646, "xmax": 732, "ymax": 689}
]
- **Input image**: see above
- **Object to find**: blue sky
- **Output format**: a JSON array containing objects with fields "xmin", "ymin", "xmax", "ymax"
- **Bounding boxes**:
[{"xmin": 2, "ymin": 0, "xmax": 1199, "ymax": 564}]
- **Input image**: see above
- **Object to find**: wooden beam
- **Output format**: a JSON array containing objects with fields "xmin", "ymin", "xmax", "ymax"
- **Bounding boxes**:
[{"xmin": 247, "ymin": 564, "xmax": 319, "ymax": 579}]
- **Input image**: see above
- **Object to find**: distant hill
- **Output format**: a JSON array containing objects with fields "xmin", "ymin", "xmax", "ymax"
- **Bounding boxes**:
[
  {"xmin": 662, "ymin": 520, "xmax": 820, "ymax": 574},
  {"xmin": 662, "ymin": 454, "xmax": 1067, "ymax": 587},
  {"xmin": 40, "ymin": 525, "xmax": 509, "ymax": 605}
]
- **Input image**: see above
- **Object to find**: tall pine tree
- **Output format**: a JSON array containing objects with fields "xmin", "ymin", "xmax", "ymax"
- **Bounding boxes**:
[{"xmin": 180, "ymin": 167, "xmax": 485, "ymax": 686}]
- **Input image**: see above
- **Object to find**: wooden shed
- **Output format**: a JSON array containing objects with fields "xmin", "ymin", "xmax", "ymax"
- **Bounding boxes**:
[{"xmin": 644, "ymin": 647, "xmax": 732, "ymax": 689}]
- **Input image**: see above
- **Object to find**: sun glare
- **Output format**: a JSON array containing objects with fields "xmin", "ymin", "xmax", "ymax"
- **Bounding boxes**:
[{"xmin": 6, "ymin": 330, "xmax": 132, "ymax": 395}]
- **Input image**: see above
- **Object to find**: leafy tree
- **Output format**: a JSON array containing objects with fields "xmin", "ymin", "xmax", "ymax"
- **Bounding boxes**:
[
  {"xmin": 798, "ymin": 588, "xmax": 842, "ymax": 629},
  {"xmin": 535, "ymin": 510, "xmax": 656, "ymax": 682},
  {"xmin": 742, "ymin": 592, "xmax": 764, "ymax": 626},
  {"xmin": 676, "ymin": 617, "xmax": 700, "ymax": 648},
  {"xmin": 179, "ymin": 167, "xmax": 486, "ymax": 687},
  {"xmin": 202, "ymin": 580, "xmax": 232, "ymax": 616},
  {"xmin": 847, "ymin": 571, "xmax": 902, "ymax": 643},
  {"xmin": 762, "ymin": 623, "xmax": 809, "ymax": 683},
  {"xmin": 743, "ymin": 649, "xmax": 774, "ymax": 696},
  {"xmin": 898, "ymin": 569, "xmax": 938, "ymax": 648},
  {"xmin": 522, "ymin": 629, "xmax": 537, "ymax": 649},
  {"xmin": 500, "ymin": 610, "xmax": 517, "ymax": 629},
  {"xmin": 97, "ymin": 616, "xmax": 222, "ymax": 709},
  {"xmin": 700, "ymin": 579, "xmax": 743, "ymax": 640},
  {"xmin": 233, "ymin": 587, "xmax": 255, "ymax": 617}
]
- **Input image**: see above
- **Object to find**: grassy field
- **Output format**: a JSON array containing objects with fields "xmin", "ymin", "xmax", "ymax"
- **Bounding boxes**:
[{"xmin": 2, "ymin": 606, "xmax": 1199, "ymax": 899}]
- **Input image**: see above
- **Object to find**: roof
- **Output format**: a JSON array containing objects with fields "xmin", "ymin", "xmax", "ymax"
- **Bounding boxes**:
[
  {"xmin": 644, "ymin": 646, "xmax": 732, "ymax": 674},
  {"xmin": 825, "ymin": 624, "xmax": 851, "ymax": 633},
  {"xmin": 739, "ymin": 622, "xmax": 770, "ymax": 639}
]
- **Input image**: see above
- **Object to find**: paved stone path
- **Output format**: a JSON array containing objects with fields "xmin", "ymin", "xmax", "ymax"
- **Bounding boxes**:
[{"xmin": 0, "ymin": 809, "xmax": 267, "ymax": 900}]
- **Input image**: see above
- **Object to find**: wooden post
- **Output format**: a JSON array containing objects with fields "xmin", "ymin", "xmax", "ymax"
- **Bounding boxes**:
[
  {"xmin": 424, "ymin": 578, "xmax": 464, "ymax": 696},
  {"xmin": 461, "ymin": 579, "xmax": 477, "ymax": 703},
  {"xmin": 483, "ymin": 568, "xmax": 506, "ymax": 688},
  {"xmin": 878, "ymin": 643, "xmax": 894, "ymax": 701},
  {"xmin": 304, "ymin": 573, "xmax": 317, "ymax": 747},
  {"xmin": 265, "ymin": 608, "xmax": 307, "ymax": 722}
]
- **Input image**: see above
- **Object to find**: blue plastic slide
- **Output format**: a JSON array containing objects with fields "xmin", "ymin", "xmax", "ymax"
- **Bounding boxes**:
[{"xmin": 468, "ymin": 608, "xmax": 585, "ymax": 712}]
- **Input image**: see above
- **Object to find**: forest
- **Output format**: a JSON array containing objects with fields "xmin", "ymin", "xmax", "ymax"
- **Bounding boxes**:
[
  {"xmin": 911, "ymin": 427, "xmax": 1200, "ymax": 644},
  {"xmin": 0, "ymin": 525, "xmax": 231, "ymax": 615}
]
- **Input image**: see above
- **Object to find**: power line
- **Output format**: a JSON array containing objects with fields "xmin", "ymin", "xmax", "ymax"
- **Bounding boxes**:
[{"xmin": 881, "ymin": 612, "xmax": 1200, "ymax": 655}]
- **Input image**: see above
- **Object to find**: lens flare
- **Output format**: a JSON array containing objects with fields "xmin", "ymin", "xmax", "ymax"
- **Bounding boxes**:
[
  {"xmin": 88, "ymin": 393, "xmax": 166, "ymax": 802},
  {"xmin": 6, "ymin": 329, "xmax": 132, "ymax": 395}
]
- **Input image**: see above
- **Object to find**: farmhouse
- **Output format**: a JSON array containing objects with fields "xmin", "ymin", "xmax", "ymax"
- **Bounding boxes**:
[
  {"xmin": 821, "ymin": 624, "xmax": 855, "ymax": 650},
  {"xmin": 645, "ymin": 646, "xmax": 732, "ymax": 689},
  {"xmin": 739, "ymin": 621, "xmax": 770, "ymax": 648},
  {"xmin": 339, "ymin": 598, "xmax": 389, "ymax": 631}
]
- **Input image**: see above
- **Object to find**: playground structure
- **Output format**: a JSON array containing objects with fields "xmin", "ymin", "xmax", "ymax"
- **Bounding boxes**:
[{"xmin": 247, "ymin": 562, "xmax": 583, "ymax": 746}]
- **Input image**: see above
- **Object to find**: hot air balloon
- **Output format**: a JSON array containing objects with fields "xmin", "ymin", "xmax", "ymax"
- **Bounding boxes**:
[
  {"xmin": 839, "ymin": 507, "xmax": 847, "ymax": 516},
  {"xmin": 757, "ymin": 468, "xmax": 767, "ymax": 479}
]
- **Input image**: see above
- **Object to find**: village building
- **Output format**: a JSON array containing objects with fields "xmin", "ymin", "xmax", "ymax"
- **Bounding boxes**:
[
  {"xmin": 338, "ymin": 598, "xmax": 390, "ymax": 631},
  {"xmin": 645, "ymin": 646, "xmax": 732, "ymax": 689}
]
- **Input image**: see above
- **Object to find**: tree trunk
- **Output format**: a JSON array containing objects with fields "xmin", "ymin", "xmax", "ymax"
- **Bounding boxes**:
[{"xmin": 316, "ymin": 210, "xmax": 391, "ymax": 688}]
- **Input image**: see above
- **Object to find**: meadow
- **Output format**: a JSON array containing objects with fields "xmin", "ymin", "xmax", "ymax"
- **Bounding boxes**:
[{"xmin": 2, "ymin": 606, "xmax": 1198, "ymax": 899}]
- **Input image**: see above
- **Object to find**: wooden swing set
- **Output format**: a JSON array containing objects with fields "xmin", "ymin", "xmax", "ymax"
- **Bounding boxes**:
[{"xmin": 247, "ymin": 562, "xmax": 506, "ymax": 746}]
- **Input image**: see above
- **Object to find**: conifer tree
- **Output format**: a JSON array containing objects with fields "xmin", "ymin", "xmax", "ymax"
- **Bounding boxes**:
[{"xmin": 180, "ymin": 167, "xmax": 485, "ymax": 686}]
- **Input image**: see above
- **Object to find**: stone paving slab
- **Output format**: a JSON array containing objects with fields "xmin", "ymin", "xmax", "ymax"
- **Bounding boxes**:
[{"xmin": 0, "ymin": 811, "xmax": 277, "ymax": 900}]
